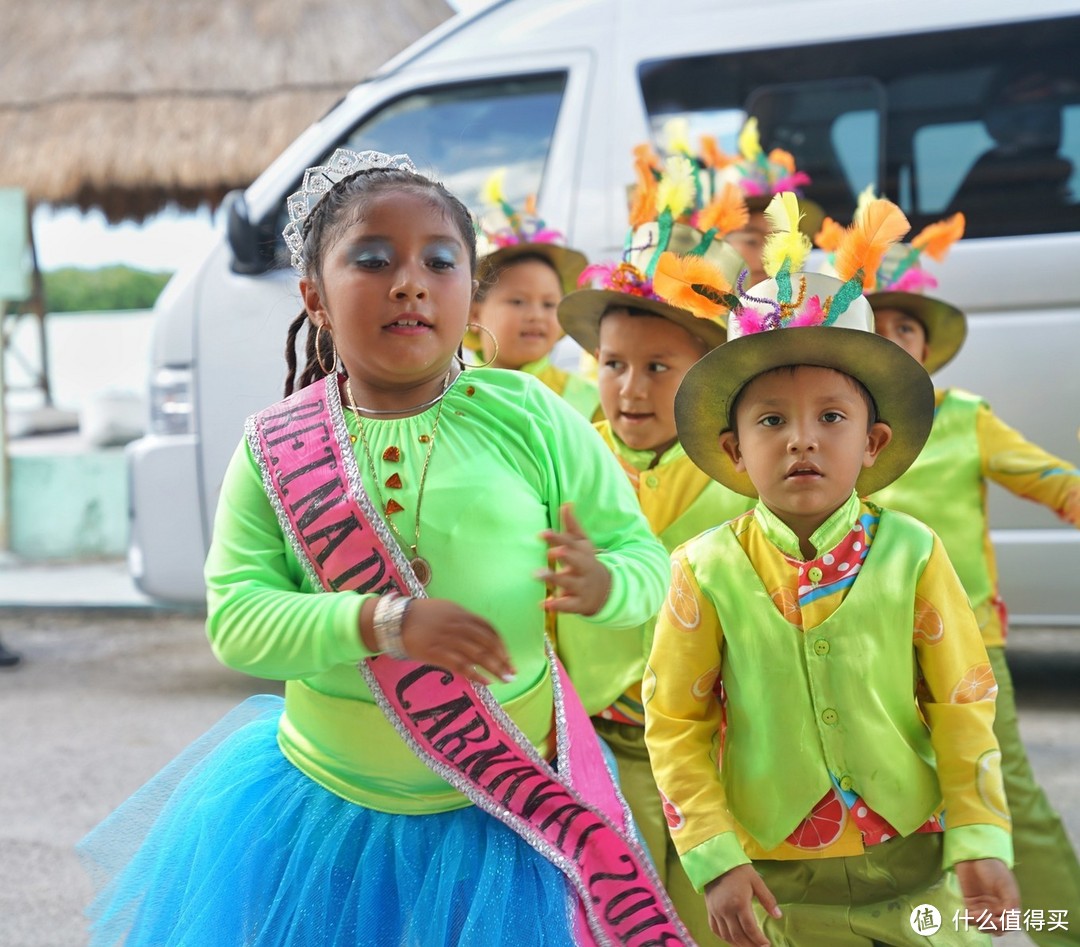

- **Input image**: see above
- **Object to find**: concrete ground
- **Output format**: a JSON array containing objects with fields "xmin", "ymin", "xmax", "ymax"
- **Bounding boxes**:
[{"xmin": 0, "ymin": 601, "xmax": 1076, "ymax": 947}]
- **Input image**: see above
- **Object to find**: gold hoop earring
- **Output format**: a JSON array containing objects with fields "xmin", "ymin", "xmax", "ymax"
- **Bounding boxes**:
[
  {"xmin": 314, "ymin": 324, "xmax": 338, "ymax": 374},
  {"xmin": 458, "ymin": 322, "xmax": 499, "ymax": 369}
]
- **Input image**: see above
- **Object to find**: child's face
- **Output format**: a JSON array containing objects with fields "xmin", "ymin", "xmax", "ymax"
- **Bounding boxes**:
[
  {"xmin": 720, "ymin": 366, "xmax": 892, "ymax": 536},
  {"xmin": 471, "ymin": 259, "xmax": 563, "ymax": 370},
  {"xmin": 597, "ymin": 310, "xmax": 708, "ymax": 454},
  {"xmin": 300, "ymin": 189, "xmax": 475, "ymax": 390},
  {"xmin": 874, "ymin": 307, "xmax": 929, "ymax": 365},
  {"xmin": 725, "ymin": 209, "xmax": 769, "ymax": 288}
]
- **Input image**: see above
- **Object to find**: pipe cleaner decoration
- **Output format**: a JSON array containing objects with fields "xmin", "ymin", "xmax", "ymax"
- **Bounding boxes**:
[{"xmin": 731, "ymin": 192, "xmax": 911, "ymax": 337}]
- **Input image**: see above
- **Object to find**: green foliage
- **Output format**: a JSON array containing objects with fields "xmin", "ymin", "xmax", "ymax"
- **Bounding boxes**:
[{"xmin": 43, "ymin": 265, "xmax": 172, "ymax": 313}]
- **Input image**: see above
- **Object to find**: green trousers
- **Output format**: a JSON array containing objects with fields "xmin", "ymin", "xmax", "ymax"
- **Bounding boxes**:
[
  {"xmin": 755, "ymin": 834, "xmax": 989, "ymax": 946},
  {"xmin": 593, "ymin": 717, "xmax": 726, "ymax": 945},
  {"xmin": 989, "ymin": 646, "xmax": 1080, "ymax": 946}
]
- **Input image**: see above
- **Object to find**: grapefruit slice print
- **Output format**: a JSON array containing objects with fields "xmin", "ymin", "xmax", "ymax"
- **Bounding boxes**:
[
  {"xmin": 786, "ymin": 787, "xmax": 848, "ymax": 850},
  {"xmin": 913, "ymin": 595, "xmax": 944, "ymax": 644}
]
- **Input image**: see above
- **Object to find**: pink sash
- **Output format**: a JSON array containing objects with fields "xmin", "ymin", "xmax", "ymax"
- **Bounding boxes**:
[{"xmin": 247, "ymin": 375, "xmax": 694, "ymax": 947}]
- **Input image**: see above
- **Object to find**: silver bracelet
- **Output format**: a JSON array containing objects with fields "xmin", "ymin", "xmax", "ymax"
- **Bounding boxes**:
[{"xmin": 372, "ymin": 592, "xmax": 411, "ymax": 660}]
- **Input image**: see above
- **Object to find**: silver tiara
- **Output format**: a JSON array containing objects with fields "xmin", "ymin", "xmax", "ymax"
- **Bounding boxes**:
[{"xmin": 282, "ymin": 148, "xmax": 419, "ymax": 272}]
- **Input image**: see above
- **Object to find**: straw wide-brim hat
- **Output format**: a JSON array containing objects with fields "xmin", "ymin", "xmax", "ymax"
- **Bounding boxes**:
[
  {"xmin": 476, "ymin": 242, "xmax": 588, "ymax": 297},
  {"xmin": 558, "ymin": 221, "xmax": 746, "ymax": 353},
  {"xmin": 867, "ymin": 291, "xmax": 967, "ymax": 374},
  {"xmin": 675, "ymin": 273, "xmax": 934, "ymax": 497}
]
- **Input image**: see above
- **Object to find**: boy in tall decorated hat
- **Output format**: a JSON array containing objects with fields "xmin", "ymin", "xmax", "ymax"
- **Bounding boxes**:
[
  {"xmin": 556, "ymin": 139, "xmax": 756, "ymax": 943},
  {"xmin": 645, "ymin": 192, "xmax": 1020, "ymax": 946},
  {"xmin": 467, "ymin": 169, "xmax": 602, "ymax": 420},
  {"xmin": 815, "ymin": 204, "xmax": 1080, "ymax": 945},
  {"xmin": 717, "ymin": 117, "xmax": 824, "ymax": 289}
]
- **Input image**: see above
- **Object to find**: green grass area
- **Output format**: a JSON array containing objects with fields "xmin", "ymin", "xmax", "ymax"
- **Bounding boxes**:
[{"xmin": 43, "ymin": 265, "xmax": 172, "ymax": 313}]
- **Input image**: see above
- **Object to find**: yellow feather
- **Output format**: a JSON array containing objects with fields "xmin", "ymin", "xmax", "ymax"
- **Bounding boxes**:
[
  {"xmin": 835, "ymin": 198, "xmax": 911, "ymax": 289},
  {"xmin": 738, "ymin": 117, "xmax": 762, "ymax": 161},
  {"xmin": 853, "ymin": 184, "xmax": 877, "ymax": 223},
  {"xmin": 663, "ymin": 117, "xmax": 692, "ymax": 156},
  {"xmin": 761, "ymin": 192, "xmax": 812, "ymax": 277},
  {"xmin": 481, "ymin": 169, "xmax": 506, "ymax": 207},
  {"xmin": 655, "ymin": 155, "xmax": 695, "ymax": 219}
]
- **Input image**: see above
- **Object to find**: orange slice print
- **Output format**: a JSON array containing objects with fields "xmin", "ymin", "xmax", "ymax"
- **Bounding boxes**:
[
  {"xmin": 664, "ymin": 560, "xmax": 700, "ymax": 630},
  {"xmin": 913, "ymin": 595, "xmax": 944, "ymax": 644},
  {"xmin": 770, "ymin": 587, "xmax": 802, "ymax": 627},
  {"xmin": 786, "ymin": 787, "xmax": 848, "ymax": 850},
  {"xmin": 691, "ymin": 667, "xmax": 720, "ymax": 702},
  {"xmin": 975, "ymin": 749, "xmax": 1010, "ymax": 822},
  {"xmin": 950, "ymin": 663, "xmax": 998, "ymax": 703}
]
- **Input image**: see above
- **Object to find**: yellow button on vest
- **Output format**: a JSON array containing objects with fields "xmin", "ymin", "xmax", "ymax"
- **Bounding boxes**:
[
  {"xmin": 839, "ymin": 775, "xmax": 854, "ymax": 792},
  {"xmin": 821, "ymin": 708, "xmax": 839, "ymax": 725},
  {"xmin": 645, "ymin": 475, "xmax": 659, "ymax": 488},
  {"xmin": 807, "ymin": 566, "xmax": 824, "ymax": 583},
  {"xmin": 813, "ymin": 639, "xmax": 830, "ymax": 656}
]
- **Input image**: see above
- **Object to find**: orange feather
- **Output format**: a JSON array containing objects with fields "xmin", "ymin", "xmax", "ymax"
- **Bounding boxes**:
[
  {"xmin": 813, "ymin": 216, "xmax": 846, "ymax": 252},
  {"xmin": 911, "ymin": 212, "xmax": 965, "ymax": 261},
  {"xmin": 768, "ymin": 148, "xmax": 796, "ymax": 174},
  {"xmin": 834, "ymin": 199, "xmax": 911, "ymax": 290},
  {"xmin": 628, "ymin": 151, "xmax": 659, "ymax": 228},
  {"xmin": 653, "ymin": 251, "xmax": 733, "ymax": 321},
  {"xmin": 697, "ymin": 182, "xmax": 749, "ymax": 236},
  {"xmin": 699, "ymin": 134, "xmax": 735, "ymax": 169}
]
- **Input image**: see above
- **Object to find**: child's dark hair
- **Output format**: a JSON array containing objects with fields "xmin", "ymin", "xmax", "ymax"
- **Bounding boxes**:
[
  {"xmin": 284, "ymin": 167, "xmax": 477, "ymax": 396},
  {"xmin": 726, "ymin": 365, "xmax": 879, "ymax": 435},
  {"xmin": 474, "ymin": 251, "xmax": 562, "ymax": 303}
]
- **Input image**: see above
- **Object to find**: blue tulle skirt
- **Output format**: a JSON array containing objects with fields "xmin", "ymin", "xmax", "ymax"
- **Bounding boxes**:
[{"xmin": 78, "ymin": 695, "xmax": 578, "ymax": 946}]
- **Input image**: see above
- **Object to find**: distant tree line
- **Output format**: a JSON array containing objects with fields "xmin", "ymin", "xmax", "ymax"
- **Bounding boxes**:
[{"xmin": 43, "ymin": 265, "xmax": 172, "ymax": 313}]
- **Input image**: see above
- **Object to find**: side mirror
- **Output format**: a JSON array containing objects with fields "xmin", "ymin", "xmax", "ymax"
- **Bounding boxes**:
[{"xmin": 225, "ymin": 190, "xmax": 278, "ymax": 275}]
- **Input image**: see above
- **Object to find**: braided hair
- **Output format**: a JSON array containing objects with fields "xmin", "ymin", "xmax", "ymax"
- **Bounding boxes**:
[{"xmin": 284, "ymin": 167, "xmax": 477, "ymax": 396}]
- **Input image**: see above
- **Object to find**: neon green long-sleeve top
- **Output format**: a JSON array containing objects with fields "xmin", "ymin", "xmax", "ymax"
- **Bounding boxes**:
[{"xmin": 204, "ymin": 368, "xmax": 669, "ymax": 814}]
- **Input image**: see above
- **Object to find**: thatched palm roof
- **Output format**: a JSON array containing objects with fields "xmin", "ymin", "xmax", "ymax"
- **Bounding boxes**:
[{"xmin": 0, "ymin": 0, "xmax": 454, "ymax": 221}]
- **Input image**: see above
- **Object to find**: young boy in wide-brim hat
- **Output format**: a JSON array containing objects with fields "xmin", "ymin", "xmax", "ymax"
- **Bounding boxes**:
[
  {"xmin": 644, "ymin": 193, "xmax": 1020, "ymax": 947},
  {"xmin": 558, "ymin": 197, "xmax": 754, "ymax": 943},
  {"xmin": 865, "ymin": 219, "xmax": 1080, "ymax": 946}
]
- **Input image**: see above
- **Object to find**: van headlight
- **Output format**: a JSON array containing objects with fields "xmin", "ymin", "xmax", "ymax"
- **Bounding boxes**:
[{"xmin": 149, "ymin": 367, "xmax": 195, "ymax": 435}]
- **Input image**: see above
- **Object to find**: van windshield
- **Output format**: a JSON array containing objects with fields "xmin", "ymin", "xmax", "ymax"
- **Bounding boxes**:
[{"xmin": 639, "ymin": 15, "xmax": 1080, "ymax": 238}]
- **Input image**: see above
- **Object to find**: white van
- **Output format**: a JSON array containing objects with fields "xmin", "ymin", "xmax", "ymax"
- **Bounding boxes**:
[{"xmin": 128, "ymin": 0, "xmax": 1080, "ymax": 620}]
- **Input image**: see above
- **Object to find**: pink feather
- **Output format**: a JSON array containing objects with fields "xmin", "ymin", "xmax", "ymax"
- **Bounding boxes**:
[
  {"xmin": 891, "ymin": 269, "xmax": 939, "ymax": 293},
  {"xmin": 785, "ymin": 295, "xmax": 827, "ymax": 327},
  {"xmin": 734, "ymin": 306, "xmax": 768, "ymax": 335}
]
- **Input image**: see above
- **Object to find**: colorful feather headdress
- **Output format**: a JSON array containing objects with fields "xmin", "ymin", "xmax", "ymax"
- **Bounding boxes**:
[
  {"xmin": 730, "ymin": 191, "xmax": 910, "ymax": 337},
  {"xmin": 718, "ymin": 117, "xmax": 814, "ymax": 200},
  {"xmin": 627, "ymin": 120, "xmax": 750, "ymax": 278},
  {"xmin": 475, "ymin": 168, "xmax": 571, "ymax": 255},
  {"xmin": 815, "ymin": 188, "xmax": 966, "ymax": 294}
]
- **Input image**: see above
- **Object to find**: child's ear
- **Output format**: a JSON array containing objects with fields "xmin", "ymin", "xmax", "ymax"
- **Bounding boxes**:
[
  {"xmin": 863, "ymin": 422, "xmax": 893, "ymax": 468},
  {"xmin": 300, "ymin": 277, "xmax": 327, "ymax": 326},
  {"xmin": 471, "ymin": 279, "xmax": 480, "ymax": 302},
  {"xmin": 719, "ymin": 430, "xmax": 745, "ymax": 472}
]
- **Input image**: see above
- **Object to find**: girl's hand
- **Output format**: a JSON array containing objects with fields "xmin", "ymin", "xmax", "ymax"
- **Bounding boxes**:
[
  {"xmin": 538, "ymin": 503, "xmax": 612, "ymax": 617},
  {"xmin": 362, "ymin": 597, "xmax": 516, "ymax": 685},
  {"xmin": 704, "ymin": 864, "xmax": 781, "ymax": 947}
]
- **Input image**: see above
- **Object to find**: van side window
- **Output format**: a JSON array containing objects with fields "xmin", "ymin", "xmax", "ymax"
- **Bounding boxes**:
[
  {"xmin": 273, "ymin": 74, "xmax": 567, "ymax": 266},
  {"xmin": 638, "ymin": 15, "xmax": 1080, "ymax": 238}
]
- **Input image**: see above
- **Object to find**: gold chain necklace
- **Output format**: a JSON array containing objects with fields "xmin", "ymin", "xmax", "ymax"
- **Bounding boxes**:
[{"xmin": 346, "ymin": 376, "xmax": 449, "ymax": 586}]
